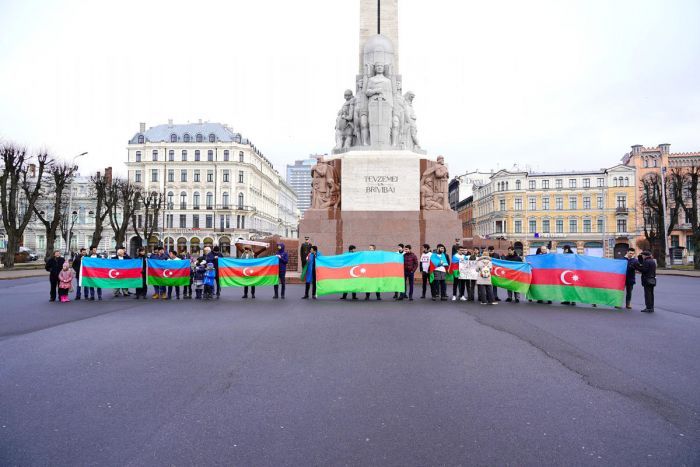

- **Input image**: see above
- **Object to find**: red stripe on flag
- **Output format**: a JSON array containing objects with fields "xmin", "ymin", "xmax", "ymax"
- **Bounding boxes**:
[
  {"xmin": 317, "ymin": 262, "xmax": 403, "ymax": 280},
  {"xmin": 219, "ymin": 265, "xmax": 279, "ymax": 278},
  {"xmin": 531, "ymin": 268, "xmax": 624, "ymax": 290},
  {"xmin": 492, "ymin": 267, "xmax": 531, "ymax": 284},
  {"xmin": 82, "ymin": 266, "xmax": 142, "ymax": 279},
  {"xmin": 148, "ymin": 267, "xmax": 190, "ymax": 279}
]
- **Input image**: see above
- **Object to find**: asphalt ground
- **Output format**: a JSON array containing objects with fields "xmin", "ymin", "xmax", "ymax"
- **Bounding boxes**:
[{"xmin": 1, "ymin": 276, "xmax": 698, "ymax": 466}]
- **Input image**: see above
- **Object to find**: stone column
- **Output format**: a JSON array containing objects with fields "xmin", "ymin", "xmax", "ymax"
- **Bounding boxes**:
[{"xmin": 359, "ymin": 0, "xmax": 399, "ymax": 73}]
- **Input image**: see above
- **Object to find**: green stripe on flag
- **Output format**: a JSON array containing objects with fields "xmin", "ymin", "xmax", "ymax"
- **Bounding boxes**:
[
  {"xmin": 316, "ymin": 277, "xmax": 405, "ymax": 296},
  {"xmin": 219, "ymin": 275, "xmax": 279, "ymax": 288},
  {"xmin": 492, "ymin": 276, "xmax": 530, "ymax": 294},
  {"xmin": 81, "ymin": 277, "xmax": 143, "ymax": 289},
  {"xmin": 148, "ymin": 276, "xmax": 190, "ymax": 286},
  {"xmin": 526, "ymin": 284, "xmax": 624, "ymax": 307}
]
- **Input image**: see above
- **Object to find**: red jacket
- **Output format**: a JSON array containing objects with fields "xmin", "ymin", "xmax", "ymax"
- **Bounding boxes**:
[{"xmin": 403, "ymin": 252, "xmax": 419, "ymax": 274}]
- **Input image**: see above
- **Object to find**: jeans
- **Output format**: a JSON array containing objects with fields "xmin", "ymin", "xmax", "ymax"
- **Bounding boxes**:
[
  {"xmin": 478, "ymin": 284, "xmax": 494, "ymax": 303},
  {"xmin": 274, "ymin": 274, "xmax": 286, "ymax": 297},
  {"xmin": 87, "ymin": 287, "xmax": 102, "ymax": 299},
  {"xmin": 432, "ymin": 280, "xmax": 447, "ymax": 299},
  {"xmin": 465, "ymin": 280, "xmax": 476, "ymax": 301},
  {"xmin": 167, "ymin": 286, "xmax": 180, "ymax": 298},
  {"xmin": 452, "ymin": 279, "xmax": 465, "ymax": 297},
  {"xmin": 643, "ymin": 284, "xmax": 655, "ymax": 310},
  {"xmin": 304, "ymin": 271, "xmax": 317, "ymax": 297},
  {"xmin": 625, "ymin": 284, "xmax": 634, "ymax": 306},
  {"xmin": 49, "ymin": 276, "xmax": 59, "ymax": 301},
  {"xmin": 243, "ymin": 286, "xmax": 256, "ymax": 297},
  {"xmin": 75, "ymin": 283, "xmax": 82, "ymax": 299},
  {"xmin": 421, "ymin": 272, "xmax": 430, "ymax": 297},
  {"xmin": 507, "ymin": 290, "xmax": 520, "ymax": 300},
  {"xmin": 492, "ymin": 285, "xmax": 500, "ymax": 300},
  {"xmin": 365, "ymin": 292, "xmax": 381, "ymax": 300},
  {"xmin": 402, "ymin": 272, "xmax": 414, "ymax": 299}
]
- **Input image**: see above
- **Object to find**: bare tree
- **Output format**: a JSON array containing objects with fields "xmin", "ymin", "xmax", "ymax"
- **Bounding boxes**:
[
  {"xmin": 131, "ymin": 190, "xmax": 165, "ymax": 253},
  {"xmin": 639, "ymin": 172, "xmax": 678, "ymax": 267},
  {"xmin": 88, "ymin": 173, "xmax": 117, "ymax": 250},
  {"xmin": 32, "ymin": 162, "xmax": 77, "ymax": 259},
  {"xmin": 107, "ymin": 178, "xmax": 138, "ymax": 250},
  {"xmin": 669, "ymin": 165, "xmax": 700, "ymax": 269},
  {"xmin": 0, "ymin": 144, "xmax": 51, "ymax": 268}
]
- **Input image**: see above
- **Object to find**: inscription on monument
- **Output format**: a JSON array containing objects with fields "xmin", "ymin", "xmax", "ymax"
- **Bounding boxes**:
[
  {"xmin": 365, "ymin": 175, "xmax": 398, "ymax": 193},
  {"xmin": 341, "ymin": 154, "xmax": 419, "ymax": 211}
]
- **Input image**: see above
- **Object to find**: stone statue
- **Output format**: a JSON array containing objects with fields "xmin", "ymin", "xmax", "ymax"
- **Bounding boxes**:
[
  {"xmin": 404, "ymin": 91, "xmax": 420, "ymax": 150},
  {"xmin": 392, "ymin": 78, "xmax": 406, "ymax": 148},
  {"xmin": 420, "ymin": 156, "xmax": 450, "ymax": 210},
  {"xmin": 311, "ymin": 160, "xmax": 340, "ymax": 209},
  {"xmin": 365, "ymin": 63, "xmax": 394, "ymax": 147},
  {"xmin": 354, "ymin": 76, "xmax": 369, "ymax": 146},
  {"xmin": 335, "ymin": 90, "xmax": 355, "ymax": 150}
]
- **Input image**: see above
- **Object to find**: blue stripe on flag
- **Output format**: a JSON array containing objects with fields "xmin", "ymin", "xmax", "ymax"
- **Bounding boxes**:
[
  {"xmin": 81, "ymin": 258, "xmax": 142, "ymax": 269},
  {"xmin": 525, "ymin": 253, "xmax": 626, "ymax": 275},
  {"xmin": 315, "ymin": 251, "xmax": 403, "ymax": 269}
]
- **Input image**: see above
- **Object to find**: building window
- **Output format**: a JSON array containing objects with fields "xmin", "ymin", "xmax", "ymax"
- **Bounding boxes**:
[
  {"xmin": 180, "ymin": 170, "xmax": 187, "ymax": 182},
  {"xmin": 597, "ymin": 196, "xmax": 604, "ymax": 209},
  {"xmin": 223, "ymin": 170, "xmax": 229, "ymax": 183},
  {"xmin": 542, "ymin": 197, "xmax": 550, "ymax": 210},
  {"xmin": 238, "ymin": 193, "xmax": 244, "ymax": 208},
  {"xmin": 569, "ymin": 196, "xmax": 577, "ymax": 210},
  {"xmin": 514, "ymin": 220, "xmax": 522, "ymax": 233},
  {"xmin": 151, "ymin": 169, "xmax": 158, "ymax": 182},
  {"xmin": 542, "ymin": 180, "xmax": 549, "ymax": 189},
  {"xmin": 597, "ymin": 177, "xmax": 604, "ymax": 187},
  {"xmin": 179, "ymin": 214, "xmax": 186, "ymax": 228},
  {"xmin": 613, "ymin": 177, "xmax": 618, "ymax": 187},
  {"xmin": 617, "ymin": 219, "xmax": 627, "ymax": 233},
  {"xmin": 195, "ymin": 150, "xmax": 200, "ymax": 162},
  {"xmin": 555, "ymin": 197, "xmax": 563, "ymax": 210},
  {"xmin": 167, "ymin": 169, "xmax": 174, "ymax": 183},
  {"xmin": 514, "ymin": 198, "xmax": 522, "ymax": 210},
  {"xmin": 209, "ymin": 133, "xmax": 216, "ymax": 143},
  {"xmin": 583, "ymin": 219, "xmax": 591, "ymax": 232},
  {"xmin": 205, "ymin": 215, "xmax": 213, "ymax": 229},
  {"xmin": 223, "ymin": 150, "xmax": 229, "ymax": 161},
  {"xmin": 135, "ymin": 170, "xmax": 141, "ymax": 183},
  {"xmin": 569, "ymin": 179, "xmax": 576, "ymax": 188},
  {"xmin": 182, "ymin": 150, "xmax": 187, "ymax": 161},
  {"xmin": 499, "ymin": 199, "xmax": 506, "ymax": 211},
  {"xmin": 542, "ymin": 219, "xmax": 550, "ymax": 233},
  {"xmin": 583, "ymin": 196, "xmax": 591, "ymax": 209},
  {"xmin": 170, "ymin": 134, "xmax": 177, "ymax": 143},
  {"xmin": 193, "ymin": 192, "xmax": 200, "ymax": 209},
  {"xmin": 196, "ymin": 133, "xmax": 203, "ymax": 143},
  {"xmin": 138, "ymin": 135, "xmax": 144, "ymax": 144},
  {"xmin": 583, "ymin": 178, "xmax": 590, "ymax": 188},
  {"xmin": 222, "ymin": 192, "xmax": 229, "ymax": 208},
  {"xmin": 166, "ymin": 214, "xmax": 174, "ymax": 229},
  {"xmin": 555, "ymin": 179, "xmax": 562, "ymax": 189},
  {"xmin": 238, "ymin": 171, "xmax": 244, "ymax": 183},
  {"xmin": 529, "ymin": 197, "xmax": 536, "ymax": 210},
  {"xmin": 183, "ymin": 133, "xmax": 191, "ymax": 143},
  {"xmin": 653, "ymin": 159, "xmax": 657, "ymax": 167},
  {"xmin": 206, "ymin": 192, "xmax": 213, "ymax": 209},
  {"xmin": 597, "ymin": 218, "xmax": 604, "ymax": 233},
  {"xmin": 194, "ymin": 170, "xmax": 200, "ymax": 182},
  {"xmin": 135, "ymin": 151, "xmax": 141, "ymax": 162},
  {"xmin": 152, "ymin": 150, "xmax": 158, "ymax": 161},
  {"xmin": 495, "ymin": 220, "xmax": 504, "ymax": 234},
  {"xmin": 137, "ymin": 215, "xmax": 143, "ymax": 228},
  {"xmin": 617, "ymin": 195, "xmax": 627, "ymax": 208},
  {"xmin": 192, "ymin": 215, "xmax": 199, "ymax": 228},
  {"xmin": 207, "ymin": 170, "xmax": 213, "ymax": 183},
  {"xmin": 180, "ymin": 192, "xmax": 187, "ymax": 209},
  {"xmin": 529, "ymin": 219, "xmax": 537, "ymax": 233},
  {"xmin": 516, "ymin": 180, "xmax": 521, "ymax": 190},
  {"xmin": 168, "ymin": 150, "xmax": 174, "ymax": 161},
  {"xmin": 625, "ymin": 177, "xmax": 630, "ymax": 186},
  {"xmin": 556, "ymin": 219, "xmax": 564, "ymax": 233},
  {"xmin": 529, "ymin": 180, "xmax": 536, "ymax": 190},
  {"xmin": 239, "ymin": 151, "xmax": 244, "ymax": 162},
  {"xmin": 569, "ymin": 219, "xmax": 577, "ymax": 233},
  {"xmin": 208, "ymin": 150, "xmax": 214, "ymax": 161}
]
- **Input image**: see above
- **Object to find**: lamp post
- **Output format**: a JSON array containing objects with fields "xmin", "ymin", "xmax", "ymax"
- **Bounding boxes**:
[{"xmin": 65, "ymin": 152, "xmax": 88, "ymax": 256}]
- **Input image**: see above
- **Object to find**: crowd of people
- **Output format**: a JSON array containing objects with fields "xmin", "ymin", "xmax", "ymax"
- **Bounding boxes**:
[{"xmin": 45, "ymin": 237, "xmax": 657, "ymax": 312}]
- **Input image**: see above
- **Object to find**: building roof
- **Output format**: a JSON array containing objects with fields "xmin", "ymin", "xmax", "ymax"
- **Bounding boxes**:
[{"xmin": 129, "ymin": 122, "xmax": 247, "ymax": 145}]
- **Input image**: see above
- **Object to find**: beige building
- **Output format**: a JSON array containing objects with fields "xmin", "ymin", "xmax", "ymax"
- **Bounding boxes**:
[
  {"xmin": 473, "ymin": 165, "xmax": 637, "ymax": 258},
  {"xmin": 125, "ymin": 121, "xmax": 298, "ymax": 256}
]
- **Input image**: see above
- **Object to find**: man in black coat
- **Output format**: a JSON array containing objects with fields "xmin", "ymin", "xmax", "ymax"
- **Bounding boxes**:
[
  {"xmin": 71, "ymin": 248, "xmax": 86, "ymax": 300},
  {"xmin": 45, "ymin": 250, "xmax": 65, "ymax": 302},
  {"xmin": 634, "ymin": 250, "xmax": 657, "ymax": 313},
  {"xmin": 503, "ymin": 246, "xmax": 522, "ymax": 303},
  {"xmin": 300, "ymin": 237, "xmax": 312, "ymax": 269},
  {"xmin": 487, "ymin": 246, "xmax": 501, "ymax": 301},
  {"xmin": 623, "ymin": 248, "xmax": 639, "ymax": 309}
]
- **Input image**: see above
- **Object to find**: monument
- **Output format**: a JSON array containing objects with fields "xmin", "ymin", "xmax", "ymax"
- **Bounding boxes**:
[{"xmin": 300, "ymin": 0, "xmax": 462, "ymax": 254}]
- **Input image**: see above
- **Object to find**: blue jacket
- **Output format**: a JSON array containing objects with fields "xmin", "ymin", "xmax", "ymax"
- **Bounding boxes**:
[
  {"xmin": 625, "ymin": 256, "xmax": 638, "ymax": 285},
  {"xmin": 204, "ymin": 268, "xmax": 216, "ymax": 286},
  {"xmin": 276, "ymin": 243, "xmax": 289, "ymax": 275},
  {"xmin": 305, "ymin": 252, "xmax": 318, "ymax": 283}
]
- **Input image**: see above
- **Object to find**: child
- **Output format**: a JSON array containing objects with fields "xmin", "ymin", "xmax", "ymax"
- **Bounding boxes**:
[
  {"xmin": 58, "ymin": 263, "xmax": 75, "ymax": 303},
  {"xmin": 476, "ymin": 255, "xmax": 496, "ymax": 305},
  {"xmin": 203, "ymin": 262, "xmax": 216, "ymax": 300},
  {"xmin": 193, "ymin": 260, "xmax": 206, "ymax": 299},
  {"xmin": 184, "ymin": 256, "xmax": 195, "ymax": 299}
]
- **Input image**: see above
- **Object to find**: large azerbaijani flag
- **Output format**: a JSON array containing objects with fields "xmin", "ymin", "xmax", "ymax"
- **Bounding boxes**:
[
  {"xmin": 316, "ymin": 251, "xmax": 404, "ymax": 296},
  {"xmin": 218, "ymin": 256, "xmax": 279, "ymax": 287},
  {"xmin": 526, "ymin": 253, "xmax": 626, "ymax": 307},
  {"xmin": 147, "ymin": 259, "xmax": 190, "ymax": 286},
  {"xmin": 80, "ymin": 257, "xmax": 143, "ymax": 288},
  {"xmin": 491, "ymin": 258, "xmax": 532, "ymax": 294}
]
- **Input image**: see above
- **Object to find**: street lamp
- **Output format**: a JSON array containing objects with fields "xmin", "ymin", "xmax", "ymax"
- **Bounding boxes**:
[{"xmin": 66, "ymin": 152, "xmax": 88, "ymax": 255}]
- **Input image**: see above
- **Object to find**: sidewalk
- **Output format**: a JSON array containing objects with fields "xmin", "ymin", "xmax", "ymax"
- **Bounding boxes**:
[
  {"xmin": 657, "ymin": 268, "xmax": 700, "ymax": 278},
  {"xmin": 0, "ymin": 269, "xmax": 47, "ymax": 280}
]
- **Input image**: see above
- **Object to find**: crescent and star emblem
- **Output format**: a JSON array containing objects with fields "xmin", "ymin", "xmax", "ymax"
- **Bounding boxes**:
[
  {"xmin": 162, "ymin": 269, "xmax": 173, "ymax": 278},
  {"xmin": 242, "ymin": 268, "xmax": 254, "ymax": 277},
  {"xmin": 349, "ymin": 266, "xmax": 367, "ymax": 278},
  {"xmin": 493, "ymin": 267, "xmax": 506, "ymax": 277},
  {"xmin": 560, "ymin": 270, "xmax": 580, "ymax": 285},
  {"xmin": 107, "ymin": 269, "xmax": 120, "ymax": 279}
]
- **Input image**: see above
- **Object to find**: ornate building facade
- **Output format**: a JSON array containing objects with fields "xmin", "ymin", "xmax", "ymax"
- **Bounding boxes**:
[{"xmin": 125, "ymin": 121, "xmax": 298, "ymax": 256}]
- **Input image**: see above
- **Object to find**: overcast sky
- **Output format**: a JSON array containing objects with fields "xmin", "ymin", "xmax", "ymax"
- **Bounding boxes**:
[{"xmin": 1, "ymin": 0, "xmax": 698, "ymax": 179}]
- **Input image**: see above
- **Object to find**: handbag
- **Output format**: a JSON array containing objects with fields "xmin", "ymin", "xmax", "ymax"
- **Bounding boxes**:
[{"xmin": 647, "ymin": 277, "xmax": 656, "ymax": 286}]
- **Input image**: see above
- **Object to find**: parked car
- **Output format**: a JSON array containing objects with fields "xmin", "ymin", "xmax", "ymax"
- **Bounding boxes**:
[{"xmin": 19, "ymin": 247, "xmax": 38, "ymax": 261}]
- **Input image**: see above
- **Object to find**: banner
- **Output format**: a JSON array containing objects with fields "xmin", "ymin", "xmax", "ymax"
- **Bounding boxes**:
[
  {"xmin": 147, "ymin": 259, "xmax": 190, "ymax": 286},
  {"xmin": 218, "ymin": 256, "xmax": 279, "ymax": 287},
  {"xmin": 316, "ymin": 251, "xmax": 405, "ymax": 296},
  {"xmin": 491, "ymin": 258, "xmax": 532, "ymax": 294},
  {"xmin": 80, "ymin": 258, "xmax": 143, "ymax": 288},
  {"xmin": 526, "ymin": 254, "xmax": 626, "ymax": 307}
]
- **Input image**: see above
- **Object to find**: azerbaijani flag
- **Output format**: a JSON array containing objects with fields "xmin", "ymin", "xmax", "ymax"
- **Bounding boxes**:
[
  {"xmin": 218, "ymin": 256, "xmax": 279, "ymax": 287},
  {"xmin": 316, "ymin": 251, "xmax": 404, "ymax": 296},
  {"xmin": 447, "ymin": 254, "xmax": 460, "ymax": 282},
  {"xmin": 80, "ymin": 257, "xmax": 143, "ymax": 288},
  {"xmin": 491, "ymin": 258, "xmax": 532, "ymax": 294},
  {"xmin": 147, "ymin": 259, "xmax": 190, "ymax": 286},
  {"xmin": 526, "ymin": 253, "xmax": 626, "ymax": 307},
  {"xmin": 428, "ymin": 253, "xmax": 449, "ymax": 283}
]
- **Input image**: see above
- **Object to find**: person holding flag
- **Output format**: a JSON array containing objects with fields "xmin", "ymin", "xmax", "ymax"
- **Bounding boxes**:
[
  {"xmin": 450, "ymin": 247, "xmax": 467, "ymax": 301},
  {"xmin": 273, "ymin": 243, "xmax": 289, "ymax": 300},
  {"xmin": 464, "ymin": 249, "xmax": 478, "ymax": 302},
  {"xmin": 503, "ymin": 246, "xmax": 523, "ymax": 303},
  {"xmin": 398, "ymin": 244, "xmax": 418, "ymax": 301},
  {"xmin": 476, "ymin": 254, "xmax": 496, "ymax": 305},
  {"xmin": 302, "ymin": 246, "xmax": 319, "ymax": 299},
  {"xmin": 419, "ymin": 244, "xmax": 432, "ymax": 299},
  {"xmin": 341, "ymin": 245, "xmax": 359, "ymax": 300},
  {"xmin": 429, "ymin": 244, "xmax": 449, "ymax": 301},
  {"xmin": 133, "ymin": 247, "xmax": 148, "ymax": 300},
  {"xmin": 364, "ymin": 244, "xmax": 382, "ymax": 301},
  {"xmin": 111, "ymin": 248, "xmax": 132, "ymax": 297},
  {"xmin": 166, "ymin": 250, "xmax": 182, "ymax": 300}
]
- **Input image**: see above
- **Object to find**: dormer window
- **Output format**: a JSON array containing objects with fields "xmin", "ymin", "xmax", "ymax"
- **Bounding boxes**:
[
  {"xmin": 183, "ymin": 133, "xmax": 191, "ymax": 143},
  {"xmin": 137, "ymin": 135, "xmax": 144, "ymax": 144},
  {"xmin": 209, "ymin": 133, "xmax": 216, "ymax": 143},
  {"xmin": 170, "ymin": 134, "xmax": 177, "ymax": 142},
  {"xmin": 196, "ymin": 133, "xmax": 203, "ymax": 143}
]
